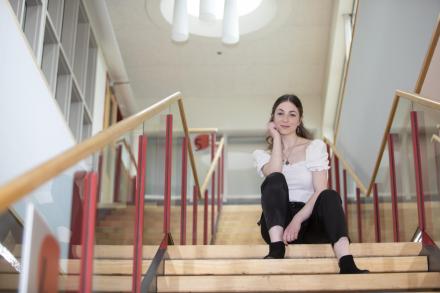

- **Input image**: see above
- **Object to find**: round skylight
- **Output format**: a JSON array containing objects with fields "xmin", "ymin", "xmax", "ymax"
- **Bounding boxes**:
[{"xmin": 160, "ymin": 0, "xmax": 277, "ymax": 39}]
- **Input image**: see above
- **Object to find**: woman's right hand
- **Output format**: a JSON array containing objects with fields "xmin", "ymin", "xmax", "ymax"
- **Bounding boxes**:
[{"xmin": 267, "ymin": 122, "xmax": 280, "ymax": 138}]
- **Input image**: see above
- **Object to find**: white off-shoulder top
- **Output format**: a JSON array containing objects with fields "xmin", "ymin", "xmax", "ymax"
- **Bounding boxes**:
[{"xmin": 252, "ymin": 139, "xmax": 330, "ymax": 203}]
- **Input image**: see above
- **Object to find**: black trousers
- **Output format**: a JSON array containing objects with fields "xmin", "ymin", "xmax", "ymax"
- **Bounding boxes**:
[{"xmin": 259, "ymin": 172, "xmax": 348, "ymax": 245}]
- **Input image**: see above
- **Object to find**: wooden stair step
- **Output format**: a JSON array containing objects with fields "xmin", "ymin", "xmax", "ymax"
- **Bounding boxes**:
[
  {"xmin": 0, "ymin": 259, "xmax": 152, "ymax": 275},
  {"xmin": 62, "ymin": 259, "xmax": 152, "ymax": 275},
  {"xmin": 164, "ymin": 256, "xmax": 427, "ymax": 275},
  {"xmin": 157, "ymin": 272, "xmax": 440, "ymax": 292},
  {"xmin": 72, "ymin": 245, "xmax": 159, "ymax": 259},
  {"xmin": 0, "ymin": 274, "xmax": 132, "ymax": 292},
  {"xmin": 166, "ymin": 242, "xmax": 422, "ymax": 259}
]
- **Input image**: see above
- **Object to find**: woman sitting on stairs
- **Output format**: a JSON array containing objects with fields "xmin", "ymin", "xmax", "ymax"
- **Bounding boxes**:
[{"xmin": 253, "ymin": 94, "xmax": 368, "ymax": 274}]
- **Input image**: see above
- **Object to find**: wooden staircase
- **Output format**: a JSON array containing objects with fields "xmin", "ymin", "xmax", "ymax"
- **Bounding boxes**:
[
  {"xmin": 1, "ymin": 205, "xmax": 439, "ymax": 291},
  {"xmin": 2, "ymin": 242, "xmax": 439, "ymax": 292}
]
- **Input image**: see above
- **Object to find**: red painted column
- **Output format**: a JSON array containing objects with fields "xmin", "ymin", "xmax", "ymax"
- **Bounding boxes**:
[
  {"xmin": 373, "ymin": 183, "xmax": 381, "ymax": 243},
  {"xmin": 97, "ymin": 154, "xmax": 103, "ymax": 201},
  {"xmin": 113, "ymin": 144, "xmax": 123, "ymax": 202},
  {"xmin": 387, "ymin": 133, "xmax": 400, "ymax": 242},
  {"xmin": 356, "ymin": 188, "xmax": 362, "ymax": 243},
  {"xmin": 132, "ymin": 135, "xmax": 147, "ymax": 293},
  {"xmin": 180, "ymin": 136, "xmax": 188, "ymax": 245},
  {"xmin": 217, "ymin": 157, "xmax": 221, "ymax": 216},
  {"xmin": 130, "ymin": 176, "xmax": 136, "ymax": 205},
  {"xmin": 211, "ymin": 133, "xmax": 216, "ymax": 239},
  {"xmin": 342, "ymin": 169, "xmax": 348, "ymax": 227},
  {"xmin": 79, "ymin": 172, "xmax": 98, "ymax": 293},
  {"xmin": 163, "ymin": 114, "xmax": 173, "ymax": 236},
  {"xmin": 204, "ymin": 190, "xmax": 208, "ymax": 245},
  {"xmin": 410, "ymin": 111, "xmax": 427, "ymax": 235},
  {"xmin": 327, "ymin": 145, "xmax": 333, "ymax": 189},
  {"xmin": 334, "ymin": 155, "xmax": 341, "ymax": 195},
  {"xmin": 192, "ymin": 185, "xmax": 198, "ymax": 245},
  {"xmin": 221, "ymin": 148, "xmax": 225, "ymax": 209}
]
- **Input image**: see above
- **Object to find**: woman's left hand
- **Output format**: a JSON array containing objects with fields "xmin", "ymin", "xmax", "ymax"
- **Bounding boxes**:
[{"xmin": 283, "ymin": 215, "xmax": 302, "ymax": 245}]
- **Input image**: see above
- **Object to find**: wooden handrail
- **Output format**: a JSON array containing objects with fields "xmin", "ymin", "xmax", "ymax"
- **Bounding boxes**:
[
  {"xmin": 414, "ymin": 15, "xmax": 440, "ymax": 94},
  {"xmin": 396, "ymin": 90, "xmax": 440, "ymax": 110},
  {"xmin": 0, "ymin": 92, "xmax": 207, "ymax": 211},
  {"xmin": 177, "ymin": 100, "xmax": 201, "ymax": 199},
  {"xmin": 200, "ymin": 137, "xmax": 225, "ymax": 197},
  {"xmin": 323, "ymin": 138, "xmax": 368, "ymax": 194},
  {"xmin": 116, "ymin": 138, "xmax": 138, "ymax": 170}
]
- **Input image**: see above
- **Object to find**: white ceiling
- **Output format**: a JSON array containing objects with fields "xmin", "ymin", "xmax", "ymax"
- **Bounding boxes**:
[{"xmin": 104, "ymin": 0, "xmax": 335, "ymax": 133}]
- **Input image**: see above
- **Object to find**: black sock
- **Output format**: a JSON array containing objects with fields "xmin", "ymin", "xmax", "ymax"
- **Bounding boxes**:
[
  {"xmin": 264, "ymin": 241, "xmax": 285, "ymax": 259},
  {"xmin": 338, "ymin": 255, "xmax": 369, "ymax": 274}
]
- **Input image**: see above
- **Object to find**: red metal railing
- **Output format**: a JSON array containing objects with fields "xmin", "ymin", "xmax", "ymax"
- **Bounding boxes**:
[
  {"xmin": 180, "ymin": 136, "xmax": 188, "ymax": 245},
  {"xmin": 326, "ymin": 108, "xmax": 437, "ymax": 247},
  {"xmin": 79, "ymin": 172, "xmax": 98, "ymax": 293},
  {"xmin": 373, "ymin": 183, "xmax": 381, "ymax": 243},
  {"xmin": 355, "ymin": 188, "xmax": 362, "ymax": 243},
  {"xmin": 132, "ymin": 134, "xmax": 147, "ymax": 293},
  {"xmin": 387, "ymin": 133, "xmax": 400, "ymax": 242}
]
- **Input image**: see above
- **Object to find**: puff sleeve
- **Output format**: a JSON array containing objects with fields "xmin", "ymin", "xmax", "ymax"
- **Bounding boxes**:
[
  {"xmin": 252, "ymin": 150, "xmax": 270, "ymax": 178},
  {"xmin": 306, "ymin": 140, "xmax": 330, "ymax": 171}
]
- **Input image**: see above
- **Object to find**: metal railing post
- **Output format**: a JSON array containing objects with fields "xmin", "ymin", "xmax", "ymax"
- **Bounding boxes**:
[
  {"xmin": 192, "ymin": 185, "xmax": 198, "ymax": 245},
  {"xmin": 211, "ymin": 133, "xmax": 216, "ymax": 240},
  {"xmin": 204, "ymin": 189, "xmax": 208, "ymax": 245},
  {"xmin": 356, "ymin": 188, "xmax": 362, "ymax": 243},
  {"xmin": 180, "ymin": 136, "xmax": 188, "ymax": 245},
  {"xmin": 342, "ymin": 169, "xmax": 348, "ymax": 227},
  {"xmin": 387, "ymin": 133, "xmax": 400, "ymax": 242},
  {"xmin": 113, "ymin": 145, "xmax": 122, "ymax": 202},
  {"xmin": 334, "ymin": 155, "xmax": 341, "ymax": 195},
  {"xmin": 79, "ymin": 172, "xmax": 98, "ymax": 293},
  {"xmin": 373, "ymin": 183, "xmax": 381, "ymax": 242},
  {"xmin": 132, "ymin": 135, "xmax": 147, "ymax": 293},
  {"xmin": 411, "ymin": 111, "xmax": 427, "ymax": 237},
  {"xmin": 164, "ymin": 114, "xmax": 173, "ymax": 236}
]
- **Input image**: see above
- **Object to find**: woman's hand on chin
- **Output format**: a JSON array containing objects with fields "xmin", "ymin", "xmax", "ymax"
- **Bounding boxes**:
[{"xmin": 267, "ymin": 122, "xmax": 280, "ymax": 139}]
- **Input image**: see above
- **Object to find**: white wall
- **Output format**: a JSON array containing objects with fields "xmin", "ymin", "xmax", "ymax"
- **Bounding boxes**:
[
  {"xmin": 335, "ymin": 0, "xmax": 440, "ymax": 188},
  {"xmin": 0, "ymin": 1, "xmax": 76, "ymax": 184},
  {"xmin": 0, "ymin": 0, "xmax": 110, "ymax": 258}
]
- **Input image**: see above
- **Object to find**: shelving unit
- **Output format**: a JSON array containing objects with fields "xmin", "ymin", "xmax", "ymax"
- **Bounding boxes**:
[
  {"xmin": 55, "ymin": 49, "xmax": 71, "ymax": 117},
  {"xmin": 8, "ymin": 0, "xmax": 98, "ymax": 142},
  {"xmin": 69, "ymin": 83, "xmax": 83, "ymax": 141},
  {"xmin": 41, "ymin": 16, "xmax": 59, "ymax": 94},
  {"xmin": 85, "ymin": 34, "xmax": 98, "ymax": 112},
  {"xmin": 47, "ymin": 0, "xmax": 63, "ymax": 38},
  {"xmin": 74, "ymin": 1, "xmax": 90, "ymax": 95}
]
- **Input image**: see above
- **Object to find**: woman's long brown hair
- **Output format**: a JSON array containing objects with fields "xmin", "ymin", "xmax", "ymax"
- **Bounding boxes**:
[{"xmin": 266, "ymin": 94, "xmax": 312, "ymax": 150}]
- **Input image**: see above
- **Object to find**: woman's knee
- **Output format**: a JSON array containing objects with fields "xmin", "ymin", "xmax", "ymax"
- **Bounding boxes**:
[
  {"xmin": 261, "ymin": 172, "xmax": 287, "ymax": 192},
  {"xmin": 318, "ymin": 189, "xmax": 342, "ymax": 205}
]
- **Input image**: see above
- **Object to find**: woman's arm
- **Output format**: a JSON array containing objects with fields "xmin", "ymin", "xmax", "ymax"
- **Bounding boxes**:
[
  {"xmin": 262, "ymin": 122, "xmax": 284, "ymax": 176},
  {"xmin": 282, "ymin": 170, "xmax": 327, "ymax": 244},
  {"xmin": 295, "ymin": 170, "xmax": 327, "ymax": 222}
]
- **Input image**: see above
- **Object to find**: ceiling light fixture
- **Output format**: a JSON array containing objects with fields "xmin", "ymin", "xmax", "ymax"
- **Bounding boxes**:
[
  {"xmin": 222, "ymin": 0, "xmax": 239, "ymax": 45},
  {"xmin": 171, "ymin": 0, "xmax": 189, "ymax": 42},
  {"xmin": 161, "ymin": 0, "xmax": 272, "ymax": 44}
]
